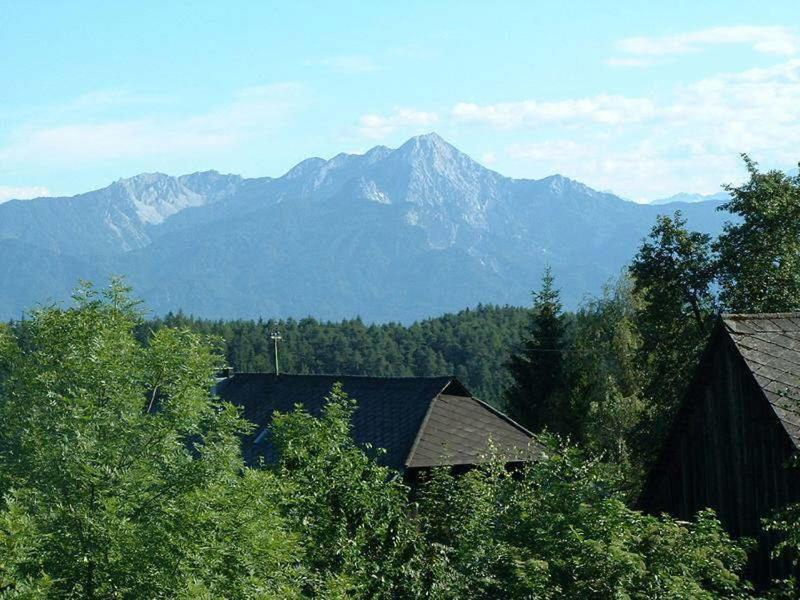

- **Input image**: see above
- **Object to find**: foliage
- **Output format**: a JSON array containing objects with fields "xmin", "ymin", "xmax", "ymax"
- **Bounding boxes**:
[
  {"xmin": 561, "ymin": 278, "xmax": 647, "ymax": 489},
  {"xmin": 0, "ymin": 281, "xmax": 301, "ymax": 599},
  {"xmin": 417, "ymin": 437, "xmax": 752, "ymax": 599},
  {"xmin": 763, "ymin": 457, "xmax": 800, "ymax": 599},
  {"xmin": 716, "ymin": 157, "xmax": 800, "ymax": 313},
  {"xmin": 629, "ymin": 211, "xmax": 717, "ymax": 444},
  {"xmin": 763, "ymin": 513, "xmax": 799, "ymax": 596},
  {"xmin": 0, "ymin": 279, "xmax": 765, "ymax": 597},
  {"xmin": 269, "ymin": 384, "xmax": 429, "ymax": 599},
  {"xmin": 505, "ymin": 267, "xmax": 569, "ymax": 434}
]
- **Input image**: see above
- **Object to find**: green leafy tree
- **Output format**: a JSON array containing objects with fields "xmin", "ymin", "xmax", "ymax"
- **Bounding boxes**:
[
  {"xmin": 270, "ymin": 384, "xmax": 429, "ymax": 599},
  {"xmin": 629, "ymin": 212, "xmax": 717, "ymax": 443},
  {"xmin": 0, "ymin": 281, "xmax": 301, "ymax": 598},
  {"xmin": 417, "ymin": 438, "xmax": 753, "ymax": 599},
  {"xmin": 505, "ymin": 268, "xmax": 569, "ymax": 434},
  {"xmin": 763, "ymin": 497, "xmax": 800, "ymax": 597},
  {"xmin": 716, "ymin": 156, "xmax": 800, "ymax": 313},
  {"xmin": 563, "ymin": 278, "xmax": 647, "ymax": 490}
]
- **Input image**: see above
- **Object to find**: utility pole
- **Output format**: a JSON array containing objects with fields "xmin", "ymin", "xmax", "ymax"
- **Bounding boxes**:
[{"xmin": 270, "ymin": 331, "xmax": 282, "ymax": 376}]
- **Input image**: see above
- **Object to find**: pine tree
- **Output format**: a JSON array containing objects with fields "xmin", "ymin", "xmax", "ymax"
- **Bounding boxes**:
[{"xmin": 504, "ymin": 268, "xmax": 567, "ymax": 433}]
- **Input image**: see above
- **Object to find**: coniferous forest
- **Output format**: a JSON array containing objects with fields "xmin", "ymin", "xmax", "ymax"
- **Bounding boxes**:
[
  {"xmin": 2, "ymin": 160, "xmax": 800, "ymax": 597},
  {"xmin": 142, "ymin": 303, "xmax": 531, "ymax": 410}
]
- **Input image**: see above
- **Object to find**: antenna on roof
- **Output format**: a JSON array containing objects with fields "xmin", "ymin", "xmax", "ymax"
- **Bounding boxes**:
[{"xmin": 270, "ymin": 331, "xmax": 282, "ymax": 376}]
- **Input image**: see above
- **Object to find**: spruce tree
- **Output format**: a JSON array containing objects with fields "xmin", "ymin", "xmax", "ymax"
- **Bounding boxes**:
[{"xmin": 505, "ymin": 267, "xmax": 567, "ymax": 433}]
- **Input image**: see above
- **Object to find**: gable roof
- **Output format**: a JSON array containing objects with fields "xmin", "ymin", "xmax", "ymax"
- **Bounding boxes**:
[
  {"xmin": 216, "ymin": 373, "xmax": 542, "ymax": 472},
  {"xmin": 722, "ymin": 313, "xmax": 800, "ymax": 448},
  {"xmin": 638, "ymin": 313, "xmax": 800, "ymax": 511}
]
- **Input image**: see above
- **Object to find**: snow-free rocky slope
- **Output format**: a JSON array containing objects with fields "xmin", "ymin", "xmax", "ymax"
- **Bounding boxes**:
[{"xmin": 0, "ymin": 134, "xmax": 728, "ymax": 322}]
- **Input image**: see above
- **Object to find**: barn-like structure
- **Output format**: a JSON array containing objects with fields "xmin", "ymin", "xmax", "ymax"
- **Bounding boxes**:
[
  {"xmin": 216, "ymin": 373, "xmax": 542, "ymax": 478},
  {"xmin": 639, "ymin": 313, "xmax": 800, "ymax": 584}
]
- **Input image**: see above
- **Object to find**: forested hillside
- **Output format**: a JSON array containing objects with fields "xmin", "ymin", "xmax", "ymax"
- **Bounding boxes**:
[{"xmin": 143, "ymin": 304, "xmax": 532, "ymax": 407}]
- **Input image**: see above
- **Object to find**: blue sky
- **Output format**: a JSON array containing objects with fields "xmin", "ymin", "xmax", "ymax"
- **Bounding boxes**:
[{"xmin": 1, "ymin": 1, "xmax": 799, "ymax": 202}]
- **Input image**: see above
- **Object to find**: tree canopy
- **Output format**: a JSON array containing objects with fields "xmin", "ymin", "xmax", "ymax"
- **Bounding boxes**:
[
  {"xmin": 716, "ymin": 157, "xmax": 800, "ymax": 313},
  {"xmin": 0, "ymin": 281, "xmax": 302, "ymax": 598},
  {"xmin": 0, "ymin": 281, "xmax": 761, "ymax": 598}
]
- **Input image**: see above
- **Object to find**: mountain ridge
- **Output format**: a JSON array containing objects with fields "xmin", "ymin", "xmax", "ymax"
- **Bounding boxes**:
[
  {"xmin": 0, "ymin": 133, "xmax": 729, "ymax": 322},
  {"xmin": 650, "ymin": 191, "xmax": 730, "ymax": 205}
]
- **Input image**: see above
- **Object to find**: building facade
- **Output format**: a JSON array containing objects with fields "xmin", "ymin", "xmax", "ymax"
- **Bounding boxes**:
[{"xmin": 639, "ymin": 313, "xmax": 800, "ymax": 585}]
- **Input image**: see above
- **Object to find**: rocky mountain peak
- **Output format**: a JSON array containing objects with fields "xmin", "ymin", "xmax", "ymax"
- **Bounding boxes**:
[
  {"xmin": 394, "ymin": 132, "xmax": 479, "ymax": 170},
  {"xmin": 108, "ymin": 171, "xmax": 241, "ymax": 225}
]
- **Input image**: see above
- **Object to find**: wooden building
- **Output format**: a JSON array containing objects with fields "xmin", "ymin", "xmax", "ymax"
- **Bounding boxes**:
[
  {"xmin": 216, "ymin": 373, "xmax": 542, "ymax": 478},
  {"xmin": 639, "ymin": 313, "xmax": 800, "ymax": 585}
]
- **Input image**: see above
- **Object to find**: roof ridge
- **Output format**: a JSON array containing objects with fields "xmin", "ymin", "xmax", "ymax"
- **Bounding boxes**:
[
  {"xmin": 403, "ymin": 381, "xmax": 452, "ymax": 468},
  {"xmin": 469, "ymin": 395, "xmax": 538, "ymax": 439},
  {"xmin": 230, "ymin": 372, "xmax": 454, "ymax": 381},
  {"xmin": 723, "ymin": 312, "xmax": 800, "ymax": 319}
]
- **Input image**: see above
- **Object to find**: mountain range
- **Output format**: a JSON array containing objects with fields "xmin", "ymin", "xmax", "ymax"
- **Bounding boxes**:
[
  {"xmin": 0, "ymin": 133, "xmax": 730, "ymax": 322},
  {"xmin": 649, "ymin": 191, "xmax": 730, "ymax": 205}
]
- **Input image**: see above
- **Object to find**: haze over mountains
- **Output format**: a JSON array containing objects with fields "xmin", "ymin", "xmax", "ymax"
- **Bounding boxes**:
[
  {"xmin": 0, "ymin": 133, "xmax": 729, "ymax": 322},
  {"xmin": 649, "ymin": 191, "xmax": 730, "ymax": 205}
]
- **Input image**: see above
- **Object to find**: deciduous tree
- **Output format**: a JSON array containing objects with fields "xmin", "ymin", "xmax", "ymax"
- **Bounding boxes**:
[
  {"xmin": 716, "ymin": 156, "xmax": 800, "ymax": 313},
  {"xmin": 0, "ymin": 281, "xmax": 301, "ymax": 598}
]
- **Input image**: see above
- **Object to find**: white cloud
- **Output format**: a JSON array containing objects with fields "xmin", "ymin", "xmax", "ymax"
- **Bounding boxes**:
[
  {"xmin": 318, "ymin": 55, "xmax": 379, "ymax": 73},
  {"xmin": 452, "ymin": 95, "xmax": 657, "ymax": 128},
  {"xmin": 0, "ymin": 84, "xmax": 303, "ymax": 166},
  {"xmin": 357, "ymin": 108, "xmax": 439, "ymax": 139},
  {"xmin": 506, "ymin": 140, "xmax": 595, "ymax": 162},
  {"xmin": 617, "ymin": 25, "xmax": 799, "ymax": 57},
  {"xmin": 350, "ymin": 57, "xmax": 800, "ymax": 199},
  {"xmin": 504, "ymin": 138, "xmax": 739, "ymax": 202},
  {"xmin": 0, "ymin": 185, "xmax": 51, "ymax": 203},
  {"xmin": 490, "ymin": 59, "xmax": 800, "ymax": 200}
]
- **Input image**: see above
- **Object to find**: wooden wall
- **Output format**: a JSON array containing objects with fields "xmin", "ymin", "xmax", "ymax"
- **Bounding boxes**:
[{"xmin": 639, "ymin": 333, "xmax": 800, "ymax": 586}]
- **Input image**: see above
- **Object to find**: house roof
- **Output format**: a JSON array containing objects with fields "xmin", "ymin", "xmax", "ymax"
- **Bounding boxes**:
[
  {"xmin": 638, "ymin": 313, "xmax": 800, "ymax": 511},
  {"xmin": 722, "ymin": 313, "xmax": 800, "ymax": 448},
  {"xmin": 216, "ymin": 373, "xmax": 542, "ymax": 472}
]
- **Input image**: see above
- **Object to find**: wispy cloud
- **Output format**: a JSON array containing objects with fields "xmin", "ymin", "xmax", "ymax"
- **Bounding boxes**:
[
  {"xmin": 616, "ymin": 25, "xmax": 799, "ymax": 57},
  {"xmin": 347, "ymin": 57, "xmax": 800, "ymax": 199},
  {"xmin": 506, "ymin": 140, "xmax": 594, "ymax": 163},
  {"xmin": 357, "ymin": 108, "xmax": 439, "ymax": 139},
  {"xmin": 461, "ymin": 59, "xmax": 800, "ymax": 200},
  {"xmin": 452, "ymin": 95, "xmax": 657, "ymax": 127},
  {"xmin": 0, "ymin": 185, "xmax": 51, "ymax": 204},
  {"xmin": 0, "ymin": 83, "xmax": 304, "ymax": 166}
]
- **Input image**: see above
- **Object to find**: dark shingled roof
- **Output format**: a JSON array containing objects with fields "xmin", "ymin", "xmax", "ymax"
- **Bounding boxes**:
[
  {"xmin": 216, "ymin": 373, "xmax": 542, "ymax": 472},
  {"xmin": 723, "ymin": 313, "xmax": 800, "ymax": 448}
]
